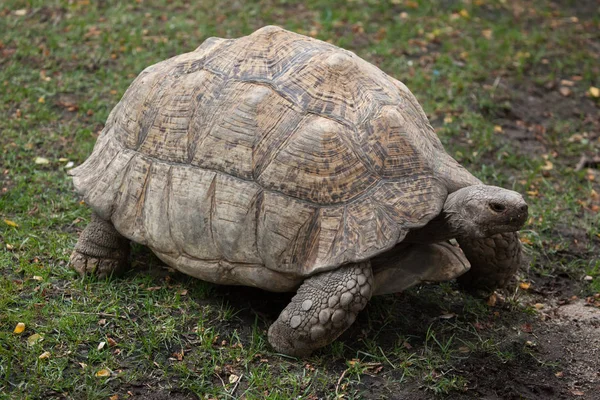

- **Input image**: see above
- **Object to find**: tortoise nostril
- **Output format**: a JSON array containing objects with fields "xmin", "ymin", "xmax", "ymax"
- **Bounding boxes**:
[
  {"xmin": 519, "ymin": 204, "xmax": 528, "ymax": 213},
  {"xmin": 489, "ymin": 202, "xmax": 506, "ymax": 213}
]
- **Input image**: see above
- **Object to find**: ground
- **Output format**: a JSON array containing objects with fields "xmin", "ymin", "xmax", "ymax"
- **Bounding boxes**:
[{"xmin": 1, "ymin": 0, "xmax": 599, "ymax": 399}]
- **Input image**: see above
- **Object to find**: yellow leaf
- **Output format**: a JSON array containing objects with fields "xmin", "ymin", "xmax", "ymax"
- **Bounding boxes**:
[
  {"xmin": 589, "ymin": 86, "xmax": 600, "ymax": 98},
  {"xmin": 459, "ymin": 9, "xmax": 470, "ymax": 18},
  {"xmin": 228, "ymin": 374, "xmax": 239, "ymax": 384},
  {"xmin": 4, "ymin": 219, "xmax": 18, "ymax": 227},
  {"xmin": 493, "ymin": 125, "xmax": 503, "ymax": 133},
  {"xmin": 481, "ymin": 29, "xmax": 492, "ymax": 39},
  {"xmin": 519, "ymin": 282, "xmax": 531, "ymax": 290},
  {"xmin": 13, "ymin": 322, "xmax": 25, "ymax": 334},
  {"xmin": 38, "ymin": 96, "xmax": 45, "ymax": 104},
  {"xmin": 534, "ymin": 303, "xmax": 544, "ymax": 309},
  {"xmin": 95, "ymin": 368, "xmax": 111, "ymax": 377},
  {"xmin": 541, "ymin": 160, "xmax": 553, "ymax": 171},
  {"xmin": 39, "ymin": 351, "xmax": 51, "ymax": 359},
  {"xmin": 27, "ymin": 333, "xmax": 44, "ymax": 346}
]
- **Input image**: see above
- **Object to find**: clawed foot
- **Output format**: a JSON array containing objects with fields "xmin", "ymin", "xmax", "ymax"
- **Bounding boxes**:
[{"xmin": 69, "ymin": 251, "xmax": 127, "ymax": 278}]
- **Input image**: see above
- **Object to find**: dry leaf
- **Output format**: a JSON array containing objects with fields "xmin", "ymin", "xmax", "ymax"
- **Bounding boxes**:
[
  {"xmin": 107, "ymin": 337, "xmax": 118, "ymax": 347},
  {"xmin": 583, "ymin": 275, "xmax": 593, "ymax": 281},
  {"xmin": 571, "ymin": 390, "xmax": 585, "ymax": 396},
  {"xmin": 228, "ymin": 374, "xmax": 239, "ymax": 384},
  {"xmin": 34, "ymin": 157, "xmax": 50, "ymax": 165},
  {"xmin": 481, "ymin": 29, "xmax": 492, "ymax": 39},
  {"xmin": 493, "ymin": 125, "xmax": 503, "ymax": 133},
  {"xmin": 519, "ymin": 282, "xmax": 531, "ymax": 290},
  {"xmin": 98, "ymin": 341, "xmax": 106, "ymax": 351},
  {"xmin": 4, "ymin": 219, "xmax": 18, "ymax": 227},
  {"xmin": 459, "ymin": 9, "xmax": 470, "ymax": 18},
  {"xmin": 589, "ymin": 86, "xmax": 600, "ymax": 98},
  {"xmin": 560, "ymin": 79, "xmax": 575, "ymax": 87},
  {"xmin": 32, "ymin": 276, "xmax": 43, "ymax": 281},
  {"xmin": 13, "ymin": 322, "xmax": 25, "ymax": 334},
  {"xmin": 38, "ymin": 96, "xmax": 45, "ymax": 104},
  {"xmin": 559, "ymin": 87, "xmax": 572, "ymax": 97},
  {"xmin": 541, "ymin": 160, "xmax": 553, "ymax": 171},
  {"xmin": 110, "ymin": 395, "xmax": 119, "ymax": 400},
  {"xmin": 27, "ymin": 333, "xmax": 44, "ymax": 346},
  {"xmin": 6, "ymin": 244, "xmax": 14, "ymax": 250},
  {"xmin": 487, "ymin": 293, "xmax": 497, "ymax": 306},
  {"xmin": 14, "ymin": 9, "xmax": 28, "ymax": 16},
  {"xmin": 534, "ymin": 303, "xmax": 544, "ymax": 310},
  {"xmin": 146, "ymin": 286, "xmax": 162, "ymax": 291},
  {"xmin": 95, "ymin": 368, "xmax": 111, "ymax": 377},
  {"xmin": 39, "ymin": 351, "xmax": 51, "ymax": 359},
  {"xmin": 179, "ymin": 289, "xmax": 188, "ymax": 296}
]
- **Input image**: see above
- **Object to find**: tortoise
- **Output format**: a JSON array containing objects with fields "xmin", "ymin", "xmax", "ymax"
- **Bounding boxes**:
[{"xmin": 69, "ymin": 26, "xmax": 528, "ymax": 356}]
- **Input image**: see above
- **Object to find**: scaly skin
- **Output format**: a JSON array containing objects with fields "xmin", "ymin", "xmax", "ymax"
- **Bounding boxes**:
[
  {"xmin": 457, "ymin": 232, "xmax": 522, "ymax": 291},
  {"xmin": 268, "ymin": 262, "xmax": 373, "ymax": 356},
  {"xmin": 69, "ymin": 213, "xmax": 130, "ymax": 278}
]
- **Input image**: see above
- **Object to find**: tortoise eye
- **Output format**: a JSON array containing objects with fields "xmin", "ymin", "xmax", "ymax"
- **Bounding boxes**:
[{"xmin": 489, "ymin": 202, "xmax": 506, "ymax": 213}]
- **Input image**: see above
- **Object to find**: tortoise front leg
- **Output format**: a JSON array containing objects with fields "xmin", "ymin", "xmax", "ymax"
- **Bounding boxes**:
[
  {"xmin": 268, "ymin": 262, "xmax": 373, "ymax": 357},
  {"xmin": 69, "ymin": 213, "xmax": 130, "ymax": 278},
  {"xmin": 456, "ymin": 232, "xmax": 523, "ymax": 291}
]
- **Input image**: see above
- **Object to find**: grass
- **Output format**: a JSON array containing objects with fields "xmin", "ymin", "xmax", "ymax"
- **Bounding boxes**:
[{"xmin": 1, "ymin": 0, "xmax": 599, "ymax": 398}]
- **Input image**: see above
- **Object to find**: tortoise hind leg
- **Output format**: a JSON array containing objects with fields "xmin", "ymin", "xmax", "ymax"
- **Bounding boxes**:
[
  {"xmin": 268, "ymin": 262, "xmax": 373, "ymax": 356},
  {"xmin": 457, "ymin": 232, "xmax": 523, "ymax": 292},
  {"xmin": 69, "ymin": 213, "xmax": 130, "ymax": 278}
]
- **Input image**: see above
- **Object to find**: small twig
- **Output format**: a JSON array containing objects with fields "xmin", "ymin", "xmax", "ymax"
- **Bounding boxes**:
[
  {"xmin": 230, "ymin": 374, "xmax": 243, "ymax": 397},
  {"xmin": 335, "ymin": 368, "xmax": 348, "ymax": 397},
  {"xmin": 63, "ymin": 311, "xmax": 126, "ymax": 319}
]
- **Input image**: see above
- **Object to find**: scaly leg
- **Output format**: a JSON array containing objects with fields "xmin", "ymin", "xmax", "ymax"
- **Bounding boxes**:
[
  {"xmin": 268, "ymin": 262, "xmax": 373, "ymax": 356},
  {"xmin": 69, "ymin": 213, "xmax": 130, "ymax": 278},
  {"xmin": 457, "ymin": 232, "xmax": 523, "ymax": 291}
]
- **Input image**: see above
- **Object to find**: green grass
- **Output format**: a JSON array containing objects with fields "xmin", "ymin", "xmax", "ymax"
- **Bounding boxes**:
[{"xmin": 1, "ymin": 0, "xmax": 599, "ymax": 398}]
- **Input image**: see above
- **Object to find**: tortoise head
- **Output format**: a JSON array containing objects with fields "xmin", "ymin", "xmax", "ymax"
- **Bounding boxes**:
[{"xmin": 443, "ymin": 185, "xmax": 528, "ymax": 239}]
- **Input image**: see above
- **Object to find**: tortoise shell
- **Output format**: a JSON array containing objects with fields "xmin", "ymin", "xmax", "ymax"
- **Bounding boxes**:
[{"xmin": 71, "ymin": 26, "xmax": 478, "ymax": 291}]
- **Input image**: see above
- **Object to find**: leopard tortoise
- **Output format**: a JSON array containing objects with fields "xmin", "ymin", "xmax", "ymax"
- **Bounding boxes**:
[{"xmin": 69, "ymin": 26, "xmax": 528, "ymax": 356}]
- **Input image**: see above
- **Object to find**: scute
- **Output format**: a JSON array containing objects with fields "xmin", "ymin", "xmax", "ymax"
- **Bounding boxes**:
[{"xmin": 70, "ymin": 27, "xmax": 458, "ymax": 289}]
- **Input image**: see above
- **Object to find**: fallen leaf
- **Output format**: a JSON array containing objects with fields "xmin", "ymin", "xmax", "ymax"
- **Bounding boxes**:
[
  {"xmin": 34, "ymin": 157, "xmax": 50, "ymax": 165},
  {"xmin": 95, "ymin": 368, "xmax": 111, "ymax": 377},
  {"xmin": 534, "ymin": 303, "xmax": 544, "ymax": 310},
  {"xmin": 110, "ymin": 395, "xmax": 119, "ymax": 400},
  {"xmin": 571, "ymin": 390, "xmax": 585, "ymax": 396},
  {"xmin": 32, "ymin": 276, "xmax": 43, "ymax": 281},
  {"xmin": 38, "ymin": 96, "xmax": 45, "ymax": 104},
  {"xmin": 559, "ymin": 87, "xmax": 571, "ymax": 97},
  {"xmin": 519, "ymin": 282, "xmax": 531, "ymax": 290},
  {"xmin": 13, "ymin": 322, "xmax": 25, "ymax": 334},
  {"xmin": 6, "ymin": 244, "xmax": 14, "ymax": 250},
  {"xmin": 4, "ymin": 219, "xmax": 19, "ymax": 228},
  {"xmin": 525, "ymin": 340, "xmax": 536, "ymax": 347},
  {"xmin": 458, "ymin": 346, "xmax": 470, "ymax": 353},
  {"xmin": 179, "ymin": 289, "xmax": 188, "ymax": 296},
  {"xmin": 98, "ymin": 319, "xmax": 107, "ymax": 326},
  {"xmin": 541, "ymin": 160, "xmax": 553, "ymax": 171},
  {"xmin": 583, "ymin": 275, "xmax": 593, "ymax": 281},
  {"xmin": 107, "ymin": 337, "xmax": 118, "ymax": 347},
  {"xmin": 560, "ymin": 79, "xmax": 575, "ymax": 87},
  {"xmin": 146, "ymin": 286, "xmax": 162, "ymax": 291},
  {"xmin": 27, "ymin": 333, "xmax": 44, "ymax": 346},
  {"xmin": 589, "ymin": 86, "xmax": 600, "ymax": 98},
  {"xmin": 39, "ymin": 351, "xmax": 51, "ymax": 359},
  {"xmin": 493, "ymin": 125, "xmax": 503, "ymax": 133},
  {"xmin": 555, "ymin": 371, "xmax": 564, "ymax": 378},
  {"xmin": 65, "ymin": 161, "xmax": 74, "ymax": 169},
  {"xmin": 98, "ymin": 341, "xmax": 106, "ymax": 350},
  {"xmin": 521, "ymin": 323, "xmax": 533, "ymax": 333},
  {"xmin": 14, "ymin": 9, "xmax": 28, "ymax": 16},
  {"xmin": 487, "ymin": 293, "xmax": 497, "ymax": 306},
  {"xmin": 481, "ymin": 29, "xmax": 492, "ymax": 39},
  {"xmin": 459, "ymin": 9, "xmax": 470, "ymax": 18},
  {"xmin": 229, "ymin": 374, "xmax": 239, "ymax": 384}
]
